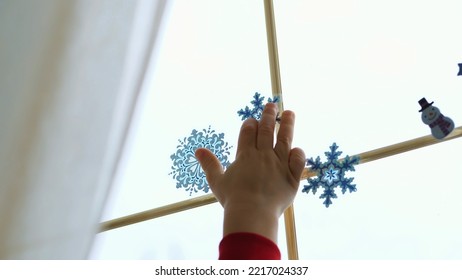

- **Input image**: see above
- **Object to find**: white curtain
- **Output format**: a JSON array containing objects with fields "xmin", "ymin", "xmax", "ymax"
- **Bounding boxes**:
[{"xmin": 0, "ymin": 0, "xmax": 167, "ymax": 259}]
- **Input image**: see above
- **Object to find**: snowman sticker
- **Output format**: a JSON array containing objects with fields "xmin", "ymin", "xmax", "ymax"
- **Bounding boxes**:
[{"xmin": 418, "ymin": 98, "xmax": 454, "ymax": 139}]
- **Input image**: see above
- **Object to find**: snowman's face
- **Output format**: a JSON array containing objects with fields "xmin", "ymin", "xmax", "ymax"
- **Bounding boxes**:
[{"xmin": 421, "ymin": 106, "xmax": 440, "ymax": 124}]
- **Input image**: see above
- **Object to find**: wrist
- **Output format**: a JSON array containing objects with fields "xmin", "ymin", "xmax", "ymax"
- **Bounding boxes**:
[{"xmin": 223, "ymin": 205, "xmax": 280, "ymax": 244}]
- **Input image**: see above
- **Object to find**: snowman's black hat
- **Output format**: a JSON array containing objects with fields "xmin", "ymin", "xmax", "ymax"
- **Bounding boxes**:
[{"xmin": 418, "ymin": 97, "xmax": 434, "ymax": 112}]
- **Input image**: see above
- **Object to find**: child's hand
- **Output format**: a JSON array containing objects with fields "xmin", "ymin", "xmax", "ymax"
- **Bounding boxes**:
[{"xmin": 195, "ymin": 103, "xmax": 305, "ymax": 243}]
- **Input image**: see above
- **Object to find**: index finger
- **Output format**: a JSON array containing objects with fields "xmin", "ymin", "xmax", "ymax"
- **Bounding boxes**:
[
  {"xmin": 274, "ymin": 110, "xmax": 295, "ymax": 160},
  {"xmin": 236, "ymin": 117, "xmax": 258, "ymax": 155}
]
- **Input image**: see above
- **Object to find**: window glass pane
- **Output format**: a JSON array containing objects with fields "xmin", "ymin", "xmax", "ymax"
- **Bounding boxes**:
[
  {"xmin": 91, "ymin": 0, "xmax": 273, "ymax": 259},
  {"xmin": 274, "ymin": 0, "xmax": 462, "ymax": 258}
]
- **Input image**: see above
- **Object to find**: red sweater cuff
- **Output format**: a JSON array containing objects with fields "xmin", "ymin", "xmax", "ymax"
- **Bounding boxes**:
[{"xmin": 219, "ymin": 232, "xmax": 281, "ymax": 260}]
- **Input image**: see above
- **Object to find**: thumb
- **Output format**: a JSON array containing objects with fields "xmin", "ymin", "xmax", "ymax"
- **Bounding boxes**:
[
  {"xmin": 288, "ymin": 147, "xmax": 306, "ymax": 186},
  {"xmin": 195, "ymin": 147, "xmax": 224, "ymax": 189}
]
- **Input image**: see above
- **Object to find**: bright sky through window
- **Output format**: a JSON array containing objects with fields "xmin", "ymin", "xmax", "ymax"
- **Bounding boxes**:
[{"xmin": 91, "ymin": 0, "xmax": 462, "ymax": 259}]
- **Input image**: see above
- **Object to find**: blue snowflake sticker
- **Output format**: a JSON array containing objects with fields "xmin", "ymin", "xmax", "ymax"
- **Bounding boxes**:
[
  {"xmin": 237, "ymin": 92, "xmax": 279, "ymax": 120},
  {"xmin": 170, "ymin": 126, "xmax": 232, "ymax": 195},
  {"xmin": 302, "ymin": 143, "xmax": 360, "ymax": 207}
]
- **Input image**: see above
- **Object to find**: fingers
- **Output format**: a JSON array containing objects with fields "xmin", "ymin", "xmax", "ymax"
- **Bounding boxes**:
[
  {"xmin": 237, "ymin": 118, "xmax": 258, "ymax": 154},
  {"xmin": 274, "ymin": 110, "xmax": 295, "ymax": 160},
  {"xmin": 288, "ymin": 147, "xmax": 306, "ymax": 184},
  {"xmin": 257, "ymin": 103, "xmax": 278, "ymax": 150},
  {"xmin": 195, "ymin": 148, "xmax": 224, "ymax": 190}
]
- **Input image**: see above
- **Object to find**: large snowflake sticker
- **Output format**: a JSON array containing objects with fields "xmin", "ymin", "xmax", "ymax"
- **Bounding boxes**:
[
  {"xmin": 302, "ymin": 143, "xmax": 360, "ymax": 207},
  {"xmin": 237, "ymin": 92, "xmax": 279, "ymax": 120},
  {"xmin": 169, "ymin": 126, "xmax": 232, "ymax": 195}
]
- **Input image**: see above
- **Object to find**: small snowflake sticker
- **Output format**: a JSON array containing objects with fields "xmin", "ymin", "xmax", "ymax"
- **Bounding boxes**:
[
  {"xmin": 237, "ymin": 92, "xmax": 279, "ymax": 120},
  {"xmin": 169, "ymin": 126, "xmax": 232, "ymax": 195},
  {"xmin": 302, "ymin": 143, "xmax": 360, "ymax": 207}
]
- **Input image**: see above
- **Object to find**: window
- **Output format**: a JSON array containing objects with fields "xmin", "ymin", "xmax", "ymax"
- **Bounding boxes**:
[{"xmin": 90, "ymin": 0, "xmax": 462, "ymax": 259}]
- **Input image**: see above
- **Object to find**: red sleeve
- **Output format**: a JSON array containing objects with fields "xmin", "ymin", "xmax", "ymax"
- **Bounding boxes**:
[{"xmin": 218, "ymin": 232, "xmax": 281, "ymax": 260}]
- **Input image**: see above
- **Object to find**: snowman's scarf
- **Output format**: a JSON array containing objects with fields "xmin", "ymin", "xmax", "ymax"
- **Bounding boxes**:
[{"xmin": 429, "ymin": 114, "xmax": 451, "ymax": 135}]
